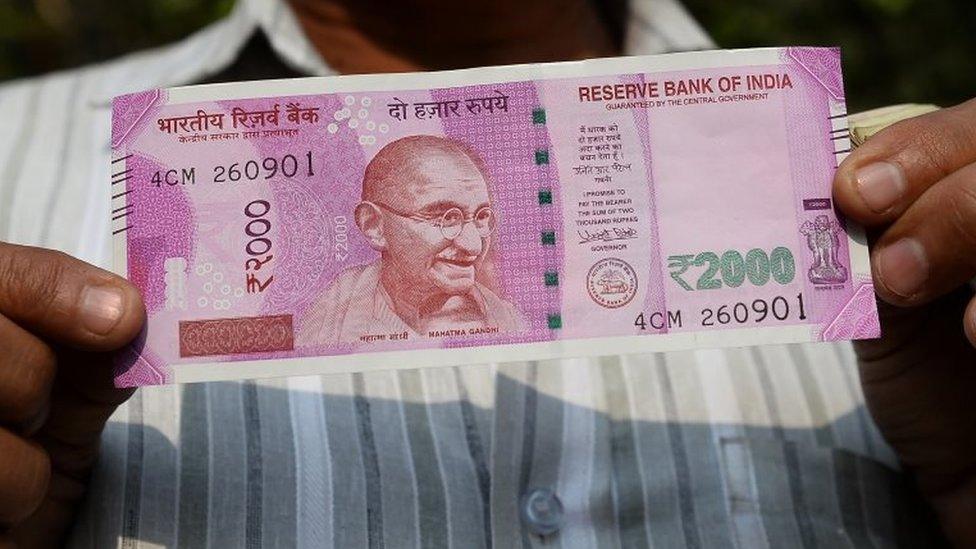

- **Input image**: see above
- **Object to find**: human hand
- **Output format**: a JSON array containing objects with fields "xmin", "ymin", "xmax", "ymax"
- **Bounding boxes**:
[
  {"xmin": 834, "ymin": 98, "xmax": 976, "ymax": 546},
  {"xmin": 0, "ymin": 243, "xmax": 144, "ymax": 548}
]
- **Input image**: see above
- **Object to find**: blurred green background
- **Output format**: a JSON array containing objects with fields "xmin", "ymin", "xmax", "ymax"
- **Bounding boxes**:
[{"xmin": 0, "ymin": 0, "xmax": 972, "ymax": 111}]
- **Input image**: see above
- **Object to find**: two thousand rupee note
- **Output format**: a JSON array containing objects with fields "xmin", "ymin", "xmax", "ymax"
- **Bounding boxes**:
[{"xmin": 109, "ymin": 47, "xmax": 878, "ymax": 386}]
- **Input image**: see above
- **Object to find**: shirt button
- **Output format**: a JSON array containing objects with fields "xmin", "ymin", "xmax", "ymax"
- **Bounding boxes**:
[{"xmin": 520, "ymin": 487, "xmax": 564, "ymax": 536}]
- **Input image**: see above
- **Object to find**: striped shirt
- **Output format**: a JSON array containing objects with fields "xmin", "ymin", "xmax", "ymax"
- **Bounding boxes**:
[{"xmin": 0, "ymin": 0, "xmax": 942, "ymax": 547}]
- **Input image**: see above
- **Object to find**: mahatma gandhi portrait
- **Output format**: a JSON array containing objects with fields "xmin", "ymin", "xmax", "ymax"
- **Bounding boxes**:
[{"xmin": 300, "ymin": 135, "xmax": 527, "ymax": 344}]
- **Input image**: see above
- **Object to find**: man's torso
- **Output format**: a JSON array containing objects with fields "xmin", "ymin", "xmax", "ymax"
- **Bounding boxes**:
[{"xmin": 0, "ymin": 1, "xmax": 943, "ymax": 546}]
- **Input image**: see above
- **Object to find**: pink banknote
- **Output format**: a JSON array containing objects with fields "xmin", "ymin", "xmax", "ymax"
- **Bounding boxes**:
[{"xmin": 110, "ymin": 47, "xmax": 879, "ymax": 386}]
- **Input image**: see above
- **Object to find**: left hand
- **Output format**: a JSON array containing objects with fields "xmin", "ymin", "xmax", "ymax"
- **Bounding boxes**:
[
  {"xmin": 833, "ymin": 98, "xmax": 976, "ymax": 546},
  {"xmin": 0, "ymin": 244, "xmax": 145, "ymax": 548}
]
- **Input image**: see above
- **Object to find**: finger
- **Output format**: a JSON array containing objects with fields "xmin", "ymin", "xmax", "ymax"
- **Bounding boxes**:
[
  {"xmin": 0, "ymin": 314, "xmax": 55, "ymax": 429},
  {"xmin": 855, "ymin": 286, "xmax": 971, "ymax": 383},
  {"xmin": 0, "ymin": 428, "xmax": 49, "ymax": 525},
  {"xmin": 834, "ymin": 98, "xmax": 976, "ymax": 224},
  {"xmin": 3, "ymin": 472, "xmax": 86, "ymax": 548},
  {"xmin": 35, "ymin": 350, "xmax": 133, "ymax": 479},
  {"xmin": 964, "ymin": 295, "xmax": 976, "ymax": 349},
  {"xmin": 56, "ymin": 349, "xmax": 135, "ymax": 410},
  {"xmin": 928, "ymin": 476, "xmax": 976, "ymax": 549},
  {"xmin": 37, "ymin": 388, "xmax": 131, "ymax": 479},
  {"xmin": 854, "ymin": 288, "xmax": 976, "ymax": 500},
  {"xmin": 870, "ymin": 161, "xmax": 976, "ymax": 305},
  {"xmin": 0, "ymin": 242, "xmax": 145, "ymax": 351}
]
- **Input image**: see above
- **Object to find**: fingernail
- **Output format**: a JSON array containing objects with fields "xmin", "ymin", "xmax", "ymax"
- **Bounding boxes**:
[
  {"xmin": 855, "ymin": 161, "xmax": 906, "ymax": 213},
  {"xmin": 80, "ymin": 284, "xmax": 125, "ymax": 335},
  {"xmin": 876, "ymin": 238, "xmax": 928, "ymax": 298}
]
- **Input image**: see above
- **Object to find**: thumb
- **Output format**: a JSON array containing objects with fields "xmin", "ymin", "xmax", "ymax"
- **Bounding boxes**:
[{"xmin": 0, "ymin": 242, "xmax": 144, "ymax": 351}]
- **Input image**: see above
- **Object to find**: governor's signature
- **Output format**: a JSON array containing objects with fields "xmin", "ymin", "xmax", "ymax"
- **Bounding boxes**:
[{"xmin": 578, "ymin": 227, "xmax": 638, "ymax": 244}]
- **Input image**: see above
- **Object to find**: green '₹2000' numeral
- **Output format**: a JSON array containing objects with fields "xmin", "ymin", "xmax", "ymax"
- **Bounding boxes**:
[{"xmin": 667, "ymin": 247, "xmax": 795, "ymax": 291}]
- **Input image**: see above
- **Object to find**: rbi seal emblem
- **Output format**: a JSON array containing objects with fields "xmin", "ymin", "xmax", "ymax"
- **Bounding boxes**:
[{"xmin": 587, "ymin": 258, "xmax": 638, "ymax": 308}]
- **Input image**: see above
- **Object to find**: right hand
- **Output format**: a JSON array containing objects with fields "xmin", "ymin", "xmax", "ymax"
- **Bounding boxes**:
[
  {"xmin": 833, "ymin": 99, "xmax": 976, "ymax": 546},
  {"xmin": 0, "ymin": 242, "xmax": 145, "ymax": 548}
]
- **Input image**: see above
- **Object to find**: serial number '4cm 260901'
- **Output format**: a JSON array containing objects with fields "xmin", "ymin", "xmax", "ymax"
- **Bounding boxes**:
[
  {"xmin": 632, "ymin": 293, "xmax": 807, "ymax": 331},
  {"xmin": 151, "ymin": 151, "xmax": 315, "ymax": 186}
]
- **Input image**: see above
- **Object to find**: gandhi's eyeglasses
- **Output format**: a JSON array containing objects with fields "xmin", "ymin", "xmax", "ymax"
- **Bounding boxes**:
[{"xmin": 371, "ymin": 202, "xmax": 494, "ymax": 240}]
